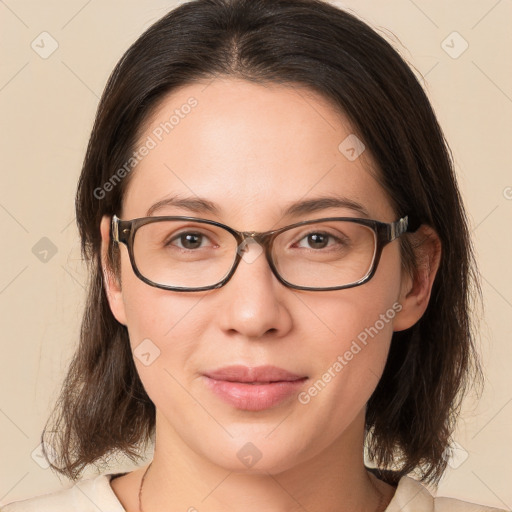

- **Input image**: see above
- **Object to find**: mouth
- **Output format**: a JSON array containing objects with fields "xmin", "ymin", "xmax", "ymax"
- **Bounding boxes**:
[
  {"xmin": 202, "ymin": 365, "xmax": 308, "ymax": 411},
  {"xmin": 203, "ymin": 364, "xmax": 307, "ymax": 383},
  {"xmin": 229, "ymin": 381, "xmax": 297, "ymax": 385}
]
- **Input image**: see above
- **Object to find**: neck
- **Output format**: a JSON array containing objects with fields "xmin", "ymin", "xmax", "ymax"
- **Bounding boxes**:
[{"xmin": 139, "ymin": 410, "xmax": 393, "ymax": 512}]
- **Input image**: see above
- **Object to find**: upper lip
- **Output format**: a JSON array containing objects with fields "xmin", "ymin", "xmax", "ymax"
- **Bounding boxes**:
[{"xmin": 203, "ymin": 365, "xmax": 306, "ymax": 383}]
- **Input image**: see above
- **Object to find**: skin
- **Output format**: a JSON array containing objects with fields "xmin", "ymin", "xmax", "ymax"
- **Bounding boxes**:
[{"xmin": 100, "ymin": 78, "xmax": 441, "ymax": 512}]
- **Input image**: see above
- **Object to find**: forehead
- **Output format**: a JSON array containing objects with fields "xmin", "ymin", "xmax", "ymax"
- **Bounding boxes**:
[{"xmin": 122, "ymin": 78, "xmax": 394, "ymax": 226}]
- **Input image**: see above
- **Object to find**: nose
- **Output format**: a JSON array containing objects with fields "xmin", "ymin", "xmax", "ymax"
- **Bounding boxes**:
[{"xmin": 216, "ymin": 240, "xmax": 293, "ymax": 339}]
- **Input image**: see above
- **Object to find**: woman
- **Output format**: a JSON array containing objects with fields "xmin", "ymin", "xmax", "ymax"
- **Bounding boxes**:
[{"xmin": 2, "ymin": 0, "xmax": 507, "ymax": 511}]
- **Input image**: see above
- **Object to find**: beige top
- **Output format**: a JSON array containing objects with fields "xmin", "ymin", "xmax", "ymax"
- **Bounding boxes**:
[{"xmin": 1, "ymin": 472, "xmax": 508, "ymax": 512}]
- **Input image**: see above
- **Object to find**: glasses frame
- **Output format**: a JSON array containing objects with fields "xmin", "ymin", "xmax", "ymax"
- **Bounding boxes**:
[{"xmin": 111, "ymin": 214, "xmax": 414, "ymax": 292}]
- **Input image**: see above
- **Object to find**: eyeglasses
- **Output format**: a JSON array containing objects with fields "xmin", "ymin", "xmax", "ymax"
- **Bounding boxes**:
[{"xmin": 111, "ymin": 214, "xmax": 414, "ymax": 292}]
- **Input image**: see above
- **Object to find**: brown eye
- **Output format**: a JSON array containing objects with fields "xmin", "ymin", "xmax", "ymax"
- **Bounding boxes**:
[{"xmin": 168, "ymin": 232, "xmax": 206, "ymax": 250}]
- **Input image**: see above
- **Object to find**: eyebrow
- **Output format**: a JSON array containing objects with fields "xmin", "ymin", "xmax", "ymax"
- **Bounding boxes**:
[{"xmin": 145, "ymin": 195, "xmax": 370, "ymax": 219}]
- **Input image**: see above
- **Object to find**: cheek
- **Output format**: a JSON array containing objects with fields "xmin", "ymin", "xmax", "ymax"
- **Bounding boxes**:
[
  {"xmin": 305, "ymin": 243, "xmax": 402, "ymax": 347},
  {"xmin": 119, "ymin": 271, "xmax": 214, "ymax": 417},
  {"xmin": 118, "ymin": 253, "xmax": 211, "ymax": 375},
  {"xmin": 301, "ymin": 286, "xmax": 398, "ymax": 382},
  {"xmin": 292, "ymin": 297, "xmax": 397, "ymax": 451},
  {"xmin": 119, "ymin": 248, "xmax": 197, "ymax": 337},
  {"xmin": 297, "ymin": 245, "xmax": 403, "ymax": 405},
  {"xmin": 122, "ymin": 284, "xmax": 209, "ymax": 351}
]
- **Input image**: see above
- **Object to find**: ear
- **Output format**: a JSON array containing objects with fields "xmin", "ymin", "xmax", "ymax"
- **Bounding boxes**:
[
  {"xmin": 100, "ymin": 215, "xmax": 127, "ymax": 326},
  {"xmin": 393, "ymin": 225, "xmax": 442, "ymax": 332}
]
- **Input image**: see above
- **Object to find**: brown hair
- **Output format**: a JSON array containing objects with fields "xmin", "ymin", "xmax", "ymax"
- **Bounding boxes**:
[{"xmin": 42, "ymin": 0, "xmax": 483, "ymax": 485}]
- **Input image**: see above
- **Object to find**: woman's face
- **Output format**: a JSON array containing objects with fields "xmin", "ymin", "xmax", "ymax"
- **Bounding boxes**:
[{"xmin": 102, "ymin": 78, "xmax": 416, "ymax": 473}]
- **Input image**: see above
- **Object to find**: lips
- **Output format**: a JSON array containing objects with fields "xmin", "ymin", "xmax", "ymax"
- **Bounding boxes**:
[
  {"xmin": 203, "ymin": 365, "xmax": 306, "ymax": 383},
  {"xmin": 202, "ymin": 365, "xmax": 308, "ymax": 411}
]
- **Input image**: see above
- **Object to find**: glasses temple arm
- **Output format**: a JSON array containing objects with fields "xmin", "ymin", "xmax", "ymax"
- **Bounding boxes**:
[{"xmin": 111, "ymin": 214, "xmax": 120, "ymax": 243}]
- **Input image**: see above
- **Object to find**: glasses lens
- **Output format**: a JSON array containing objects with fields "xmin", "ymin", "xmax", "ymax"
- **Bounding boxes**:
[
  {"xmin": 272, "ymin": 220, "xmax": 377, "ymax": 288},
  {"xmin": 133, "ymin": 220, "xmax": 238, "ymax": 288}
]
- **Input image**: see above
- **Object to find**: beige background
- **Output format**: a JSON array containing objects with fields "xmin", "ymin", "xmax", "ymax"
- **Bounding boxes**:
[{"xmin": 0, "ymin": 0, "xmax": 511, "ymax": 509}]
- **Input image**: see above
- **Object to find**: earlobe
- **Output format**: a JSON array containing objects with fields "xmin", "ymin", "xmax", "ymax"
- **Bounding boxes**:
[
  {"xmin": 393, "ymin": 225, "xmax": 442, "ymax": 332},
  {"xmin": 100, "ymin": 215, "xmax": 127, "ymax": 326}
]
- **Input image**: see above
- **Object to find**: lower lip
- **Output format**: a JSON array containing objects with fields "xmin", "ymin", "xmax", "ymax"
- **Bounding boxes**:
[{"xmin": 203, "ymin": 376, "xmax": 308, "ymax": 411}]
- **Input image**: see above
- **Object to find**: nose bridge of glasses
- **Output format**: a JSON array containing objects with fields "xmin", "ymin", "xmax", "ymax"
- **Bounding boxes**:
[
  {"xmin": 237, "ymin": 230, "xmax": 274, "ymax": 251},
  {"xmin": 234, "ymin": 231, "xmax": 274, "ymax": 268}
]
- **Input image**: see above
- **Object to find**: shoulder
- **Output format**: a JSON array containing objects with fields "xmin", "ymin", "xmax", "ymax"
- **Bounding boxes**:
[
  {"xmin": 434, "ymin": 495, "xmax": 509, "ymax": 512},
  {"xmin": 386, "ymin": 475, "xmax": 510, "ymax": 512},
  {"xmin": 0, "ymin": 473, "xmax": 125, "ymax": 512}
]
